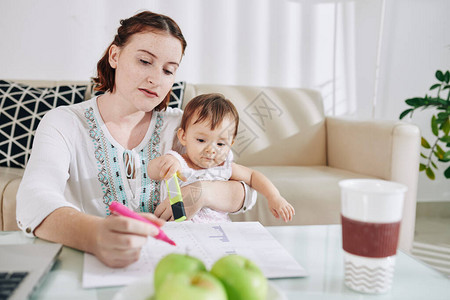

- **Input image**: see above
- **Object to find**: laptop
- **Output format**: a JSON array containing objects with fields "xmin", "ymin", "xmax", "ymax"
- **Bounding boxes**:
[{"xmin": 0, "ymin": 243, "xmax": 62, "ymax": 300}]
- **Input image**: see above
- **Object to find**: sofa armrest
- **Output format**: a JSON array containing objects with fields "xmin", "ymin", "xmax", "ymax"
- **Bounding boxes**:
[
  {"xmin": 0, "ymin": 167, "xmax": 24, "ymax": 231},
  {"xmin": 3, "ymin": 178, "xmax": 21, "ymax": 231},
  {"xmin": 326, "ymin": 117, "xmax": 421, "ymax": 252}
]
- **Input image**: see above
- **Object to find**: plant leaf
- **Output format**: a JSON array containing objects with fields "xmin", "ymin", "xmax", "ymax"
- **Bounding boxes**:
[
  {"xmin": 426, "ymin": 167, "xmax": 435, "ymax": 180},
  {"xmin": 442, "ymin": 150, "xmax": 450, "ymax": 161},
  {"xmin": 431, "ymin": 161, "xmax": 438, "ymax": 169},
  {"xmin": 436, "ymin": 70, "xmax": 445, "ymax": 81},
  {"xmin": 436, "ymin": 98, "xmax": 448, "ymax": 106},
  {"xmin": 430, "ymin": 83, "xmax": 441, "ymax": 90},
  {"xmin": 419, "ymin": 163, "xmax": 426, "ymax": 171},
  {"xmin": 399, "ymin": 109, "xmax": 413, "ymax": 119},
  {"xmin": 445, "ymin": 71, "xmax": 450, "ymax": 84},
  {"xmin": 436, "ymin": 144, "xmax": 445, "ymax": 157},
  {"xmin": 444, "ymin": 166, "xmax": 450, "ymax": 179},
  {"xmin": 431, "ymin": 115, "xmax": 439, "ymax": 136},
  {"xmin": 442, "ymin": 118, "xmax": 450, "ymax": 135},
  {"xmin": 405, "ymin": 97, "xmax": 426, "ymax": 107},
  {"xmin": 437, "ymin": 112, "xmax": 449, "ymax": 120},
  {"xmin": 440, "ymin": 136, "xmax": 450, "ymax": 143},
  {"xmin": 421, "ymin": 137, "xmax": 431, "ymax": 149},
  {"xmin": 420, "ymin": 152, "xmax": 427, "ymax": 159}
]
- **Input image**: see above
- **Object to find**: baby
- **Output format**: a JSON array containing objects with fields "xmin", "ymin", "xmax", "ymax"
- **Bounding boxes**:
[{"xmin": 148, "ymin": 93, "xmax": 295, "ymax": 223}]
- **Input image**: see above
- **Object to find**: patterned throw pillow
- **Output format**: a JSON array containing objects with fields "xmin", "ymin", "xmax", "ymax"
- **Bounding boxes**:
[
  {"xmin": 168, "ymin": 81, "xmax": 185, "ymax": 109},
  {"xmin": 0, "ymin": 80, "xmax": 87, "ymax": 168},
  {"xmin": 89, "ymin": 80, "xmax": 185, "ymax": 109}
]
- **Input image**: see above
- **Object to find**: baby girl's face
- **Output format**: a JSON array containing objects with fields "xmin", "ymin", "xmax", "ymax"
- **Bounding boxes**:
[{"xmin": 179, "ymin": 115, "xmax": 236, "ymax": 169}]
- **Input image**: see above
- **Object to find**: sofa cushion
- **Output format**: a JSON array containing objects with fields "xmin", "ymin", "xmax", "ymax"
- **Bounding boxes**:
[
  {"xmin": 167, "ymin": 81, "xmax": 185, "ymax": 109},
  {"xmin": 0, "ymin": 80, "xmax": 86, "ymax": 168},
  {"xmin": 0, "ymin": 80, "xmax": 186, "ymax": 170},
  {"xmin": 2, "ymin": 177, "xmax": 21, "ymax": 231},
  {"xmin": 0, "ymin": 166, "xmax": 24, "ymax": 230},
  {"xmin": 230, "ymin": 165, "xmax": 376, "ymax": 225},
  {"xmin": 0, "ymin": 166, "xmax": 24, "ymax": 190}
]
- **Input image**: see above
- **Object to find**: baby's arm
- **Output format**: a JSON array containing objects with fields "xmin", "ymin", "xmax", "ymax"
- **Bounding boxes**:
[
  {"xmin": 147, "ymin": 154, "xmax": 182, "ymax": 180},
  {"xmin": 230, "ymin": 163, "xmax": 295, "ymax": 222}
]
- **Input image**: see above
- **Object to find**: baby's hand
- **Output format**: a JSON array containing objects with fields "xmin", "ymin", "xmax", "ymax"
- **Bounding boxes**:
[
  {"xmin": 156, "ymin": 155, "xmax": 184, "ymax": 181},
  {"xmin": 268, "ymin": 196, "xmax": 295, "ymax": 222}
]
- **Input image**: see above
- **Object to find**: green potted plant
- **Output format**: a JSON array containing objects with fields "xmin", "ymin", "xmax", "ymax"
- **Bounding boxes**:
[{"xmin": 399, "ymin": 70, "xmax": 450, "ymax": 180}]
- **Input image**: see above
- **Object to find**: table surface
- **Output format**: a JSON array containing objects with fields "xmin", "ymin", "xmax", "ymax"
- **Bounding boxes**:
[{"xmin": 1, "ymin": 225, "xmax": 449, "ymax": 300}]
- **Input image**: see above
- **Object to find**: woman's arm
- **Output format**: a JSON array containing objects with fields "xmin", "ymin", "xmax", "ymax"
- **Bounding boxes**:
[
  {"xmin": 34, "ymin": 207, "xmax": 164, "ymax": 268},
  {"xmin": 154, "ymin": 180, "xmax": 246, "ymax": 220},
  {"xmin": 197, "ymin": 180, "xmax": 245, "ymax": 212}
]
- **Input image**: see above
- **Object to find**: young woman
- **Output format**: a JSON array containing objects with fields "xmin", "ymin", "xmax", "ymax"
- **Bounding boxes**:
[{"xmin": 16, "ymin": 11, "xmax": 255, "ymax": 268}]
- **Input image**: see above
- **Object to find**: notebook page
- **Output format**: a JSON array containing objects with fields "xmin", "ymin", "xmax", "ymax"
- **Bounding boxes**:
[{"xmin": 82, "ymin": 222, "xmax": 306, "ymax": 288}]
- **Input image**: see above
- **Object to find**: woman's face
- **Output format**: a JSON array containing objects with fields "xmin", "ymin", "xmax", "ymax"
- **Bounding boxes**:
[{"xmin": 108, "ymin": 30, "xmax": 183, "ymax": 112}]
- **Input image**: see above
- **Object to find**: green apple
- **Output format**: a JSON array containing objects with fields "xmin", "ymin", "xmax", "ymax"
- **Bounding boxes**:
[
  {"xmin": 154, "ymin": 253, "xmax": 206, "ymax": 292},
  {"xmin": 210, "ymin": 255, "xmax": 268, "ymax": 300},
  {"xmin": 155, "ymin": 271, "xmax": 227, "ymax": 300}
]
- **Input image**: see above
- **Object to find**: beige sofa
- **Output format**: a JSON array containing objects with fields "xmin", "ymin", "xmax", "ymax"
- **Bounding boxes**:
[{"xmin": 0, "ymin": 80, "xmax": 421, "ymax": 252}]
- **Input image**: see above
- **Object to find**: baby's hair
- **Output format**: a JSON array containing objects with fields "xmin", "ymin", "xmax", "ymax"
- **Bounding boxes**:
[{"xmin": 181, "ymin": 93, "xmax": 239, "ymax": 138}]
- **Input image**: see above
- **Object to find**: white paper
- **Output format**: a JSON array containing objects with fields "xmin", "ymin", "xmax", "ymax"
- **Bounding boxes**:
[{"xmin": 82, "ymin": 222, "xmax": 306, "ymax": 288}]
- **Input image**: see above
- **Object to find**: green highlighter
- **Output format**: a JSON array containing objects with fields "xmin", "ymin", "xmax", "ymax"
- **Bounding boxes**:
[{"xmin": 165, "ymin": 173, "xmax": 186, "ymax": 222}]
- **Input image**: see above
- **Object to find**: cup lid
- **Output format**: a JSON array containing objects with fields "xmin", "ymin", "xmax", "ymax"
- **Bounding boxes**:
[{"xmin": 339, "ymin": 179, "xmax": 407, "ymax": 194}]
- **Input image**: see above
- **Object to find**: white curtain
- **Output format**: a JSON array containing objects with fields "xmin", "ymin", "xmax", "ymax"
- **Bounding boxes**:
[
  {"xmin": 143, "ymin": 0, "xmax": 384, "ymax": 118},
  {"xmin": 0, "ymin": 0, "xmax": 385, "ymax": 118}
]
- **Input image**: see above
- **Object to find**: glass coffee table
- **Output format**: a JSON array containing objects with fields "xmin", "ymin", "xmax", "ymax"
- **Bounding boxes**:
[{"xmin": 1, "ymin": 225, "xmax": 448, "ymax": 299}]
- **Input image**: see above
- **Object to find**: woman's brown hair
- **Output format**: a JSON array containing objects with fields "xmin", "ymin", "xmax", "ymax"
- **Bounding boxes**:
[
  {"xmin": 93, "ymin": 11, "xmax": 187, "ymax": 111},
  {"xmin": 180, "ymin": 93, "xmax": 239, "ymax": 139}
]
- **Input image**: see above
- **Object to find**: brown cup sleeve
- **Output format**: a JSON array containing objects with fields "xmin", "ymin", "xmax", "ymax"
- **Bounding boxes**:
[{"xmin": 341, "ymin": 214, "xmax": 401, "ymax": 258}]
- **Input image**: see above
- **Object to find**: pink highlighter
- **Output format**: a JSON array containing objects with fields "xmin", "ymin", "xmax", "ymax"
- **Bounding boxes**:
[{"xmin": 109, "ymin": 201, "xmax": 176, "ymax": 246}]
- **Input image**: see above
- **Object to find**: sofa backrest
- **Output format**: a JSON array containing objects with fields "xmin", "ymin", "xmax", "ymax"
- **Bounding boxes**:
[
  {"xmin": 2, "ymin": 80, "xmax": 326, "ymax": 167},
  {"xmin": 183, "ymin": 84, "xmax": 327, "ymax": 166}
]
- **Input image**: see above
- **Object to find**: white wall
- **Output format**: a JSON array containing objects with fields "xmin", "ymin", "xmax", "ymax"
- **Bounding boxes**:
[
  {"xmin": 0, "ymin": 0, "xmax": 448, "ymax": 202},
  {"xmin": 0, "ymin": 0, "xmax": 105, "ymax": 80},
  {"xmin": 376, "ymin": 0, "xmax": 450, "ymax": 202}
]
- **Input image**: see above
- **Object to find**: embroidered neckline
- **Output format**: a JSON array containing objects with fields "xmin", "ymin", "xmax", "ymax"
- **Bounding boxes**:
[
  {"xmin": 123, "ymin": 150, "xmax": 135, "ymax": 179},
  {"xmin": 84, "ymin": 107, "xmax": 164, "ymax": 214}
]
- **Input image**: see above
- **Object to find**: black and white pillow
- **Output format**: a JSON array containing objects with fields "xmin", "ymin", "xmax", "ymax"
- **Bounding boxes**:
[
  {"xmin": 0, "ymin": 80, "xmax": 87, "ymax": 168},
  {"xmin": 89, "ymin": 80, "xmax": 185, "ymax": 109},
  {"xmin": 168, "ymin": 81, "xmax": 185, "ymax": 109}
]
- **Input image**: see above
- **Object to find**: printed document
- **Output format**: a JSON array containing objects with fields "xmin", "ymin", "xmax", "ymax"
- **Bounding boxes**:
[{"xmin": 82, "ymin": 222, "xmax": 306, "ymax": 288}]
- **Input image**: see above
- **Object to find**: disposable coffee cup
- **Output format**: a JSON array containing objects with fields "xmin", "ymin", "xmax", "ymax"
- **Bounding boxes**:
[{"xmin": 339, "ymin": 179, "xmax": 407, "ymax": 294}]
